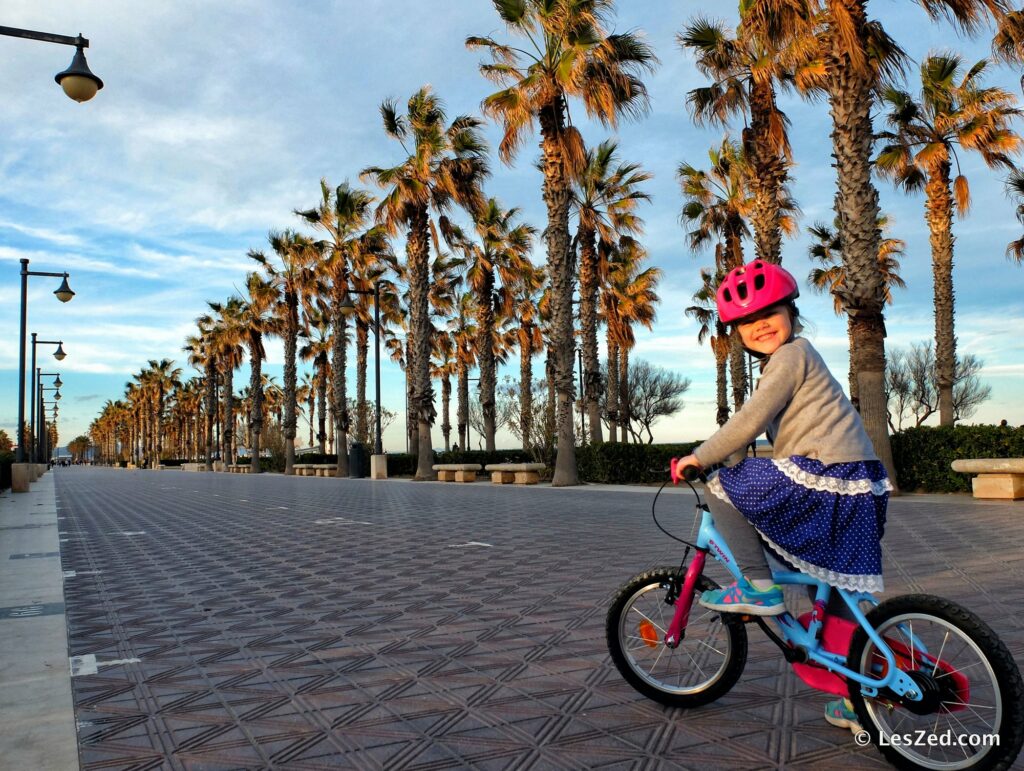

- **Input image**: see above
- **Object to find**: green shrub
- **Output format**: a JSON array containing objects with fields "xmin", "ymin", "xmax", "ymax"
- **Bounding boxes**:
[
  {"xmin": 892, "ymin": 424, "xmax": 1024, "ymax": 493},
  {"xmin": 436, "ymin": 449, "xmax": 536, "ymax": 466},
  {"xmin": 385, "ymin": 453, "xmax": 417, "ymax": 476},
  {"xmin": 0, "ymin": 450, "xmax": 13, "ymax": 491},
  {"xmin": 295, "ymin": 453, "xmax": 338, "ymax": 465},
  {"xmin": 575, "ymin": 442, "xmax": 701, "ymax": 484}
]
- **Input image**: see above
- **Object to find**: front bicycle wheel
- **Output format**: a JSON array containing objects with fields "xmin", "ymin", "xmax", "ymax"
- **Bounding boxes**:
[
  {"xmin": 848, "ymin": 594, "xmax": 1024, "ymax": 771},
  {"xmin": 606, "ymin": 567, "xmax": 747, "ymax": 708}
]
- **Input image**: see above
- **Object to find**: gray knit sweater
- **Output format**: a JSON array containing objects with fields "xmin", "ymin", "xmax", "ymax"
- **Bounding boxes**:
[{"xmin": 694, "ymin": 337, "xmax": 878, "ymax": 468}]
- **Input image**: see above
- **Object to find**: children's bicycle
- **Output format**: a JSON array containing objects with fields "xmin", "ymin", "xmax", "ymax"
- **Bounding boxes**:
[{"xmin": 606, "ymin": 462, "xmax": 1024, "ymax": 771}]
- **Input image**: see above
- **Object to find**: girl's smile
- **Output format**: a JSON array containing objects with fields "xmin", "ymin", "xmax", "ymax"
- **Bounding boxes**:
[{"xmin": 737, "ymin": 306, "xmax": 792, "ymax": 355}]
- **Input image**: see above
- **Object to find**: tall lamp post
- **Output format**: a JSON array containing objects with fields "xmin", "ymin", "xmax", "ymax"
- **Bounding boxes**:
[
  {"xmin": 0, "ymin": 26, "xmax": 104, "ymax": 102},
  {"xmin": 30, "ymin": 335, "xmax": 67, "ymax": 461},
  {"xmin": 38, "ymin": 374, "xmax": 62, "ymax": 463},
  {"xmin": 16, "ymin": 260, "xmax": 74, "ymax": 462},
  {"xmin": 340, "ymin": 281, "xmax": 384, "ymax": 455}
]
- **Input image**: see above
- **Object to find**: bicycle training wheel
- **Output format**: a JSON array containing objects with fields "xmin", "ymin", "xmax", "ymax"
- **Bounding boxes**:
[
  {"xmin": 606, "ymin": 568, "xmax": 747, "ymax": 708},
  {"xmin": 847, "ymin": 594, "xmax": 1024, "ymax": 771}
]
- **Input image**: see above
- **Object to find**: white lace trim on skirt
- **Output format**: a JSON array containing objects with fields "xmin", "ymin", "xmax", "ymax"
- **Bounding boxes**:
[
  {"xmin": 756, "ymin": 530, "xmax": 884, "ymax": 593},
  {"xmin": 773, "ymin": 458, "xmax": 893, "ymax": 497}
]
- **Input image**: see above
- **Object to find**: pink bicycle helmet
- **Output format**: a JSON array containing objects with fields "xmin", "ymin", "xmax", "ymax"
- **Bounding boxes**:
[{"xmin": 716, "ymin": 260, "xmax": 800, "ymax": 324}]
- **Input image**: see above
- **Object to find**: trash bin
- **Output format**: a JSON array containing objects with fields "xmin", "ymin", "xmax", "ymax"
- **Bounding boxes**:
[{"xmin": 348, "ymin": 442, "xmax": 368, "ymax": 478}]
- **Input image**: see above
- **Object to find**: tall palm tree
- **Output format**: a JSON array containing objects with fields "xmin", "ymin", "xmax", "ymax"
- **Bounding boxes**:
[
  {"xmin": 1004, "ymin": 168, "xmax": 1024, "ymax": 263},
  {"xmin": 361, "ymin": 87, "xmax": 488, "ymax": 479},
  {"xmin": 510, "ymin": 264, "xmax": 546, "ymax": 451},
  {"xmin": 250, "ymin": 229, "xmax": 318, "ymax": 475},
  {"xmin": 686, "ymin": 260, "xmax": 732, "ymax": 427},
  {"xmin": 876, "ymin": 54, "xmax": 1019, "ymax": 425},
  {"xmin": 201, "ymin": 298, "xmax": 246, "ymax": 464},
  {"xmin": 299, "ymin": 312, "xmax": 332, "ymax": 455},
  {"xmin": 748, "ymin": 0, "xmax": 1008, "ymax": 483},
  {"xmin": 679, "ymin": 139, "xmax": 753, "ymax": 411},
  {"xmin": 144, "ymin": 358, "xmax": 182, "ymax": 467},
  {"xmin": 807, "ymin": 214, "xmax": 907, "ymax": 405},
  {"xmin": 456, "ymin": 198, "xmax": 536, "ymax": 451},
  {"xmin": 446, "ymin": 292, "xmax": 478, "ymax": 451},
  {"xmin": 573, "ymin": 141, "xmax": 651, "ymax": 443},
  {"xmin": 680, "ymin": 9, "xmax": 808, "ymax": 264},
  {"xmin": 237, "ymin": 272, "xmax": 278, "ymax": 472},
  {"xmin": 469, "ymin": 0, "xmax": 656, "ymax": 484},
  {"xmin": 602, "ymin": 240, "xmax": 660, "ymax": 443},
  {"xmin": 184, "ymin": 321, "xmax": 217, "ymax": 470}
]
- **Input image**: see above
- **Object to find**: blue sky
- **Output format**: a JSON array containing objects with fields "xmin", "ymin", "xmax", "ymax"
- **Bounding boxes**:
[{"xmin": 3, "ymin": 1, "xmax": 1024, "ymax": 452}]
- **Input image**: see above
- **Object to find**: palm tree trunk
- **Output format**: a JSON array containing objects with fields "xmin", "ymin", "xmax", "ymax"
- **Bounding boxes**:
[
  {"xmin": 477, "ymin": 269, "xmax": 497, "ymax": 453},
  {"xmin": 713, "ymin": 329, "xmax": 730, "ymax": 426},
  {"xmin": 458, "ymin": 365, "xmax": 468, "ymax": 450},
  {"xmin": 204, "ymin": 368, "xmax": 216, "ymax": 471},
  {"xmin": 607, "ymin": 335, "xmax": 619, "ymax": 441},
  {"xmin": 619, "ymin": 347, "xmax": 630, "ymax": 443},
  {"xmin": 284, "ymin": 293, "xmax": 298, "ymax": 475},
  {"xmin": 307, "ymin": 391, "xmax": 314, "ymax": 448},
  {"xmin": 316, "ymin": 366, "xmax": 327, "ymax": 454},
  {"xmin": 539, "ymin": 103, "xmax": 578, "ymax": 485},
  {"xmin": 356, "ymin": 321, "xmax": 369, "ymax": 444},
  {"xmin": 729, "ymin": 332, "xmax": 748, "ymax": 413},
  {"xmin": 441, "ymin": 375, "xmax": 452, "ymax": 451},
  {"xmin": 331, "ymin": 302, "xmax": 350, "ymax": 477},
  {"xmin": 407, "ymin": 209, "xmax": 436, "ymax": 479},
  {"xmin": 249, "ymin": 334, "xmax": 264, "ymax": 474},
  {"xmin": 745, "ymin": 80, "xmax": 786, "ymax": 265},
  {"xmin": 222, "ymin": 367, "xmax": 235, "ymax": 465},
  {"xmin": 846, "ymin": 316, "xmax": 859, "ymax": 408},
  {"xmin": 826, "ymin": 0, "xmax": 898, "ymax": 486},
  {"xmin": 578, "ymin": 227, "xmax": 604, "ymax": 444},
  {"xmin": 519, "ymin": 330, "xmax": 533, "ymax": 450},
  {"xmin": 925, "ymin": 165, "xmax": 956, "ymax": 426}
]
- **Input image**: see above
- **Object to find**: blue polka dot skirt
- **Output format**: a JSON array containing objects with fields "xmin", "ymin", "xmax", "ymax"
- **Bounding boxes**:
[{"xmin": 706, "ymin": 456, "xmax": 892, "ymax": 593}]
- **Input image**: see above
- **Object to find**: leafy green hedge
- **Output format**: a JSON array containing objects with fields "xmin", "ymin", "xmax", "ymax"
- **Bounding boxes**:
[
  {"xmin": 891, "ymin": 425, "xmax": 1024, "ymax": 493},
  {"xmin": 576, "ymin": 442, "xmax": 701, "ymax": 484},
  {"xmin": 435, "ymin": 449, "xmax": 537, "ymax": 466},
  {"xmin": 385, "ymin": 453, "xmax": 417, "ymax": 476}
]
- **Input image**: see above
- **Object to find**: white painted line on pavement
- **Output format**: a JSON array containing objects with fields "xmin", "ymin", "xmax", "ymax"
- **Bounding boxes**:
[
  {"xmin": 447, "ymin": 541, "xmax": 493, "ymax": 548},
  {"xmin": 69, "ymin": 654, "xmax": 142, "ymax": 677}
]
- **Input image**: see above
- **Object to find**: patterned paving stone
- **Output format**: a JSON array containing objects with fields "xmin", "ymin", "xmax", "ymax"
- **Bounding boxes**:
[{"xmin": 53, "ymin": 468, "xmax": 1024, "ymax": 770}]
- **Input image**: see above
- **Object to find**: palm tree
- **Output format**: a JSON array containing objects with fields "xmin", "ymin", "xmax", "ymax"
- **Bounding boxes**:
[
  {"xmin": 299, "ymin": 312, "xmax": 332, "ymax": 455},
  {"xmin": 456, "ymin": 199, "xmax": 536, "ymax": 452},
  {"xmin": 201, "ymin": 297, "xmax": 246, "ymax": 464},
  {"xmin": 361, "ymin": 87, "xmax": 488, "ymax": 479},
  {"xmin": 144, "ymin": 358, "xmax": 182, "ymax": 467},
  {"xmin": 747, "ymin": 0, "xmax": 1008, "ymax": 484},
  {"xmin": 511, "ymin": 264, "xmax": 546, "ymax": 451},
  {"xmin": 468, "ymin": 0, "xmax": 656, "ymax": 484},
  {"xmin": 807, "ymin": 214, "xmax": 907, "ymax": 405},
  {"xmin": 680, "ymin": 10, "xmax": 807, "ymax": 264},
  {"xmin": 679, "ymin": 139, "xmax": 752, "ymax": 411},
  {"xmin": 184, "ymin": 321, "xmax": 217, "ymax": 470},
  {"xmin": 573, "ymin": 141, "xmax": 651, "ymax": 443},
  {"xmin": 237, "ymin": 272, "xmax": 278, "ymax": 472},
  {"xmin": 446, "ymin": 292, "xmax": 478, "ymax": 451},
  {"xmin": 686, "ymin": 259, "xmax": 732, "ymax": 427},
  {"xmin": 602, "ymin": 240, "xmax": 660, "ymax": 443},
  {"xmin": 250, "ymin": 229, "xmax": 318, "ymax": 475},
  {"xmin": 876, "ymin": 54, "xmax": 1020, "ymax": 425}
]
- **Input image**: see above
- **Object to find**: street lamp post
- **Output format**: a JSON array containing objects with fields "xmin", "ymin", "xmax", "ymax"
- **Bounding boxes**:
[
  {"xmin": 39, "ymin": 373, "xmax": 62, "ymax": 463},
  {"xmin": 30, "ymin": 335, "xmax": 66, "ymax": 462},
  {"xmin": 340, "ymin": 281, "xmax": 384, "ymax": 455},
  {"xmin": 16, "ymin": 260, "xmax": 74, "ymax": 462},
  {"xmin": 0, "ymin": 26, "xmax": 103, "ymax": 102}
]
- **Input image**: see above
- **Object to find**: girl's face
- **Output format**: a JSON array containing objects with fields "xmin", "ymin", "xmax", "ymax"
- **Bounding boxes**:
[{"xmin": 736, "ymin": 305, "xmax": 793, "ymax": 356}]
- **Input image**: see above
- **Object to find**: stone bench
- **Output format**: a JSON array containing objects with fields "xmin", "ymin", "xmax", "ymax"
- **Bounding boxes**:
[
  {"xmin": 432, "ymin": 463, "xmax": 483, "ymax": 482},
  {"xmin": 293, "ymin": 463, "xmax": 337, "ymax": 477},
  {"xmin": 227, "ymin": 464, "xmax": 250, "ymax": 474},
  {"xmin": 484, "ymin": 463, "xmax": 546, "ymax": 485},
  {"xmin": 951, "ymin": 458, "xmax": 1024, "ymax": 500}
]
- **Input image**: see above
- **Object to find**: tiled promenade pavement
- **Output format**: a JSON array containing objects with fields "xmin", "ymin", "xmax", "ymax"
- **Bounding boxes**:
[{"xmin": 54, "ymin": 467, "xmax": 1024, "ymax": 770}]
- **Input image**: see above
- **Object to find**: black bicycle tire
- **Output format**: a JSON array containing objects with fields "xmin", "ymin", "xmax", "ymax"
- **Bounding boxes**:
[
  {"xmin": 847, "ymin": 593, "xmax": 1024, "ymax": 771},
  {"xmin": 606, "ymin": 567, "xmax": 748, "ymax": 708}
]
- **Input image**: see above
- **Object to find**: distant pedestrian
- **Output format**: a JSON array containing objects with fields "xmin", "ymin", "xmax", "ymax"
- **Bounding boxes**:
[{"xmin": 999, "ymin": 419, "xmax": 1009, "ymax": 427}]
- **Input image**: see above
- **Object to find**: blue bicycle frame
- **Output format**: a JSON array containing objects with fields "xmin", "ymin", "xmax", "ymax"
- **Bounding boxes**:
[{"xmin": 672, "ymin": 505, "xmax": 925, "ymax": 701}]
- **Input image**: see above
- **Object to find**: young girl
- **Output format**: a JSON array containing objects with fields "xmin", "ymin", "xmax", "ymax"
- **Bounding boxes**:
[{"xmin": 673, "ymin": 259, "xmax": 892, "ymax": 733}]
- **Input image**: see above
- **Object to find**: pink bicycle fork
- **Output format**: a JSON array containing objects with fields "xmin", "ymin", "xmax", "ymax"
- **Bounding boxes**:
[{"xmin": 664, "ymin": 550, "xmax": 707, "ymax": 647}]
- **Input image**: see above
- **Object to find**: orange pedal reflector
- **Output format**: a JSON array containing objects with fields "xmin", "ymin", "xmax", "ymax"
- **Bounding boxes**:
[{"xmin": 638, "ymin": 620, "xmax": 659, "ymax": 648}]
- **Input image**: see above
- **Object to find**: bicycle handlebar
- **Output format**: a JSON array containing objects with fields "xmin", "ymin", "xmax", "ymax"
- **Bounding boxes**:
[{"xmin": 669, "ymin": 457, "xmax": 705, "ymax": 485}]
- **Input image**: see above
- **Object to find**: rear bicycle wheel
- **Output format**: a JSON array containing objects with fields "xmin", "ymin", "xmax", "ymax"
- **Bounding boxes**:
[
  {"xmin": 848, "ymin": 594, "xmax": 1024, "ymax": 771},
  {"xmin": 606, "ymin": 567, "xmax": 747, "ymax": 708}
]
